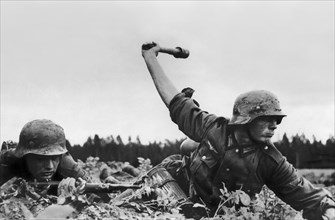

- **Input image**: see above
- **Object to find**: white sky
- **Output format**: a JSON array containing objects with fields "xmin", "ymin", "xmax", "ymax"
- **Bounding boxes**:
[{"xmin": 1, "ymin": 1, "xmax": 334, "ymax": 145}]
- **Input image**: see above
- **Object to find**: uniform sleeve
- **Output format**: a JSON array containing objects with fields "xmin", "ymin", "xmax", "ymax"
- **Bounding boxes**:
[
  {"xmin": 0, "ymin": 149, "xmax": 20, "ymax": 165},
  {"xmin": 0, "ymin": 149, "xmax": 18, "ymax": 185},
  {"xmin": 260, "ymin": 147, "xmax": 334, "ymax": 220},
  {"xmin": 169, "ymin": 92, "xmax": 223, "ymax": 142},
  {"xmin": 58, "ymin": 153, "xmax": 91, "ymax": 182}
]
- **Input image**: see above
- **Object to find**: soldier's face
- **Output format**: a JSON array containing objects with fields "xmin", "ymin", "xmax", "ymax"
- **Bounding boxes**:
[
  {"xmin": 25, "ymin": 154, "xmax": 61, "ymax": 181},
  {"xmin": 248, "ymin": 116, "xmax": 278, "ymax": 143}
]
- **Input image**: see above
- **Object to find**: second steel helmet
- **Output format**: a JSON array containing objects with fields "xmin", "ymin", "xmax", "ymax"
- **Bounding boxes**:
[
  {"xmin": 229, "ymin": 90, "xmax": 286, "ymax": 125},
  {"xmin": 15, "ymin": 119, "xmax": 68, "ymax": 158}
]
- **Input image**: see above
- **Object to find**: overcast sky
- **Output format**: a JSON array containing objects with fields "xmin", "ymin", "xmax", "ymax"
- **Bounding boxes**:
[{"xmin": 1, "ymin": 1, "xmax": 334, "ymax": 145}]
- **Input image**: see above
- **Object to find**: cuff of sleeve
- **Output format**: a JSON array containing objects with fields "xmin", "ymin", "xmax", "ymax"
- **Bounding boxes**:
[
  {"xmin": 168, "ymin": 92, "xmax": 186, "ymax": 111},
  {"xmin": 169, "ymin": 87, "xmax": 199, "ymax": 109}
]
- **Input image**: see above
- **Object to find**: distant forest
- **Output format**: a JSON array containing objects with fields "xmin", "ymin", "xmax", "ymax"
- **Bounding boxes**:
[{"xmin": 67, "ymin": 133, "xmax": 335, "ymax": 169}]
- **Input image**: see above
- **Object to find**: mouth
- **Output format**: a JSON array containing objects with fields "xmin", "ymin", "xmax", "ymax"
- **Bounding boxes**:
[
  {"xmin": 39, "ymin": 172, "xmax": 54, "ymax": 180},
  {"xmin": 264, "ymin": 133, "xmax": 274, "ymax": 138}
]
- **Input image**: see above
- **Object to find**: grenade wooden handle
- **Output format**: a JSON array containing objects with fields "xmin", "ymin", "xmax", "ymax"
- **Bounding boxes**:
[{"xmin": 142, "ymin": 43, "xmax": 190, "ymax": 58}]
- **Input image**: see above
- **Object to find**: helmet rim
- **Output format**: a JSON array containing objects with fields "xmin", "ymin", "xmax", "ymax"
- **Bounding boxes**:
[
  {"xmin": 15, "ymin": 119, "xmax": 68, "ymax": 158},
  {"xmin": 229, "ymin": 90, "xmax": 286, "ymax": 125}
]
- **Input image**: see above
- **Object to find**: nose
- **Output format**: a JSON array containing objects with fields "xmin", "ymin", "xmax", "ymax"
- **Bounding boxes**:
[
  {"xmin": 43, "ymin": 158, "xmax": 54, "ymax": 170},
  {"xmin": 269, "ymin": 119, "xmax": 277, "ymax": 130}
]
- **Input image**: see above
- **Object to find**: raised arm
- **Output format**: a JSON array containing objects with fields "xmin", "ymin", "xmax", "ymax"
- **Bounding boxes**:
[{"xmin": 142, "ymin": 42, "xmax": 179, "ymax": 107}]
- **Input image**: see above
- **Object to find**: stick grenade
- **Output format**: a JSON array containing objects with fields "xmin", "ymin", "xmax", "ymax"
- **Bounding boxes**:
[{"xmin": 142, "ymin": 43, "xmax": 190, "ymax": 58}]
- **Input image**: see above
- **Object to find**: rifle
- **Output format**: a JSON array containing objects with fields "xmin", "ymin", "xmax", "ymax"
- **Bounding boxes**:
[{"xmin": 28, "ymin": 181, "xmax": 141, "ymax": 194}]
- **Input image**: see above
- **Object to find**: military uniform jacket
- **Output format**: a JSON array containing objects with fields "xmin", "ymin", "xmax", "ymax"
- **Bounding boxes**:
[{"xmin": 169, "ymin": 92, "xmax": 333, "ymax": 219}]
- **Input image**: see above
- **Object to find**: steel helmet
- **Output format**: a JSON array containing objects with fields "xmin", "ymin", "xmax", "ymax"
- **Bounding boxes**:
[
  {"xmin": 229, "ymin": 90, "xmax": 286, "ymax": 125},
  {"xmin": 15, "ymin": 119, "xmax": 68, "ymax": 158}
]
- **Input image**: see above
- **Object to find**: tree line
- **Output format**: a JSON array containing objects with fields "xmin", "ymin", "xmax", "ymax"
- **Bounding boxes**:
[
  {"xmin": 275, "ymin": 134, "xmax": 335, "ymax": 168},
  {"xmin": 66, "ymin": 135, "xmax": 183, "ymax": 167},
  {"xmin": 66, "ymin": 133, "xmax": 335, "ymax": 169}
]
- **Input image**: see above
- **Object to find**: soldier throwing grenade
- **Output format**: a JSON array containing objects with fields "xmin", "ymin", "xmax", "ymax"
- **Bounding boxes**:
[{"xmin": 141, "ymin": 42, "xmax": 335, "ymax": 220}]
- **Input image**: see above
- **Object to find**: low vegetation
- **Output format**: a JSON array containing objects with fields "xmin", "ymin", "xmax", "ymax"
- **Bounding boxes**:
[{"xmin": 1, "ymin": 156, "xmax": 334, "ymax": 220}]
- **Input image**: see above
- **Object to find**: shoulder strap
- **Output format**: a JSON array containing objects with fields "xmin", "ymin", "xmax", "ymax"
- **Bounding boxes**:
[{"xmin": 260, "ymin": 142, "xmax": 283, "ymax": 164}]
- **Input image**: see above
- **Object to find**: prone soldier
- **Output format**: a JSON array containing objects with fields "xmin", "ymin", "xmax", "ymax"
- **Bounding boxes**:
[{"xmin": 0, "ymin": 119, "xmax": 90, "ymax": 197}]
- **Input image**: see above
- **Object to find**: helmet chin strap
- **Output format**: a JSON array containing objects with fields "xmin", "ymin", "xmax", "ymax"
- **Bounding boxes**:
[
  {"xmin": 246, "ymin": 123, "xmax": 257, "ymax": 143},
  {"xmin": 233, "ymin": 125, "xmax": 255, "ymax": 146},
  {"xmin": 233, "ymin": 122, "xmax": 268, "ymax": 147}
]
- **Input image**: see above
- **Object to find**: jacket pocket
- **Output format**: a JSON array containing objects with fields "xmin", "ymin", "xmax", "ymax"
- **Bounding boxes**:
[{"xmin": 189, "ymin": 145, "xmax": 218, "ymax": 184}]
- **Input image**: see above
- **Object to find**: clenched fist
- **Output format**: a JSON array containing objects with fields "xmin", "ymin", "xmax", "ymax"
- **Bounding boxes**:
[{"xmin": 141, "ymin": 41, "xmax": 161, "ymax": 58}]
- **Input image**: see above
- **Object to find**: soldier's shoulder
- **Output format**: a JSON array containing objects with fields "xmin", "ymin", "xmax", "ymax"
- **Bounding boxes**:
[{"xmin": 260, "ymin": 143, "xmax": 284, "ymax": 164}]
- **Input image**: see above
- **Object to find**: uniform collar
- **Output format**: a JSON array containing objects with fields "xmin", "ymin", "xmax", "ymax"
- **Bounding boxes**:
[{"xmin": 227, "ymin": 134, "xmax": 258, "ymax": 157}]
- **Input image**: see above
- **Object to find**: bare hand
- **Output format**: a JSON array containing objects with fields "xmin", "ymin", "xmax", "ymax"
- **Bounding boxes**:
[
  {"xmin": 321, "ymin": 197, "xmax": 335, "ymax": 220},
  {"xmin": 141, "ymin": 41, "xmax": 160, "ymax": 58},
  {"xmin": 323, "ymin": 208, "xmax": 335, "ymax": 220},
  {"xmin": 58, "ymin": 177, "xmax": 76, "ymax": 197},
  {"xmin": 57, "ymin": 177, "xmax": 86, "ymax": 204},
  {"xmin": 103, "ymin": 175, "xmax": 121, "ymax": 184}
]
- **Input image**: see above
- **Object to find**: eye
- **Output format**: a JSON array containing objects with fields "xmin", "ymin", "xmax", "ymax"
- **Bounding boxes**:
[
  {"xmin": 36, "ymin": 158, "xmax": 44, "ymax": 162},
  {"xmin": 33, "ymin": 155, "xmax": 45, "ymax": 162},
  {"xmin": 51, "ymin": 155, "xmax": 60, "ymax": 162}
]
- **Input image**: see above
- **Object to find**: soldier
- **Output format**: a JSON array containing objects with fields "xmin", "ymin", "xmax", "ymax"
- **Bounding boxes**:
[
  {"xmin": 141, "ymin": 42, "xmax": 335, "ymax": 219},
  {"xmin": 0, "ymin": 119, "xmax": 90, "ymax": 197}
]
